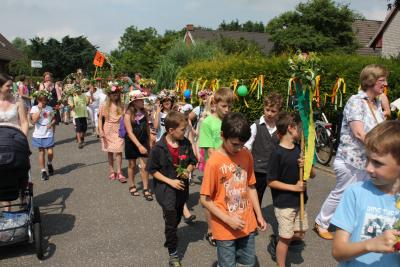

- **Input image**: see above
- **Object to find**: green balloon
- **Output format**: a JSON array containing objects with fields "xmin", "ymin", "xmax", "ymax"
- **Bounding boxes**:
[{"xmin": 237, "ymin": 85, "xmax": 248, "ymax": 97}]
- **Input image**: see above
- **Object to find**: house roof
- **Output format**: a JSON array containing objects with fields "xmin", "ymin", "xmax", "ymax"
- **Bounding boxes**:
[
  {"xmin": 368, "ymin": 6, "xmax": 399, "ymax": 48},
  {"xmin": 189, "ymin": 28, "xmax": 274, "ymax": 55},
  {"xmin": 0, "ymin": 33, "xmax": 23, "ymax": 61},
  {"xmin": 352, "ymin": 19, "xmax": 383, "ymax": 55}
]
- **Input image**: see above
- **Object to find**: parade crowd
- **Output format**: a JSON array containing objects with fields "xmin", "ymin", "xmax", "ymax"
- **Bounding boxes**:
[{"xmin": 0, "ymin": 64, "xmax": 400, "ymax": 267}]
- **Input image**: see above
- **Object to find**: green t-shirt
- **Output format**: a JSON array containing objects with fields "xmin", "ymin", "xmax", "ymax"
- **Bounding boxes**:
[
  {"xmin": 72, "ymin": 94, "xmax": 88, "ymax": 118},
  {"xmin": 199, "ymin": 115, "xmax": 222, "ymax": 154}
]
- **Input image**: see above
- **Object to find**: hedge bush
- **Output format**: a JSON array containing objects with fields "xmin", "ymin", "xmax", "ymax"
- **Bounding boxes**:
[{"xmin": 178, "ymin": 54, "xmax": 400, "ymax": 122}]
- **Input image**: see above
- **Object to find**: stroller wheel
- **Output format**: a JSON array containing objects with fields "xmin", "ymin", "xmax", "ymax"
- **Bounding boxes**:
[{"xmin": 33, "ymin": 206, "xmax": 44, "ymax": 259}]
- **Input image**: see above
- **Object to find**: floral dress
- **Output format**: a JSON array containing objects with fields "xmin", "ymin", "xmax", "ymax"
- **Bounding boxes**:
[
  {"xmin": 336, "ymin": 90, "xmax": 385, "ymax": 169},
  {"xmin": 100, "ymin": 104, "xmax": 124, "ymax": 153}
]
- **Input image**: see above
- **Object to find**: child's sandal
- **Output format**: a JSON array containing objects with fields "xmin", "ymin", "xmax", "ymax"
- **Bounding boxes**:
[
  {"xmin": 117, "ymin": 172, "xmax": 127, "ymax": 183},
  {"xmin": 109, "ymin": 172, "xmax": 116, "ymax": 181},
  {"xmin": 129, "ymin": 186, "xmax": 140, "ymax": 196},
  {"xmin": 143, "ymin": 189, "xmax": 153, "ymax": 201}
]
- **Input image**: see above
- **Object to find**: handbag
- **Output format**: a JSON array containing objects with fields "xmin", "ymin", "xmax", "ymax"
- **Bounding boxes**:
[{"xmin": 118, "ymin": 117, "xmax": 127, "ymax": 138}]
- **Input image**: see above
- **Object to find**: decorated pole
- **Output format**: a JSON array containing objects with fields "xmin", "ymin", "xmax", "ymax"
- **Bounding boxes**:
[{"xmin": 288, "ymin": 51, "xmax": 319, "ymax": 224}]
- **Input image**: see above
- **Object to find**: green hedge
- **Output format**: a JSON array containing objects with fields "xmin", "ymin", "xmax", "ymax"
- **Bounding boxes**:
[{"xmin": 178, "ymin": 54, "xmax": 400, "ymax": 122}]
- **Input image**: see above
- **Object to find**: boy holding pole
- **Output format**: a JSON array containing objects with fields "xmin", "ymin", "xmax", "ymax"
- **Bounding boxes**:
[{"xmin": 266, "ymin": 111, "xmax": 315, "ymax": 266}]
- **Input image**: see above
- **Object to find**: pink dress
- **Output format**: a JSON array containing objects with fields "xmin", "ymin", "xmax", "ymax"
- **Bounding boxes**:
[{"xmin": 100, "ymin": 104, "xmax": 124, "ymax": 153}]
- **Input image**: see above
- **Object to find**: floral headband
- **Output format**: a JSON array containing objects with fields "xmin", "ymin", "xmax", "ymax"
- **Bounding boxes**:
[
  {"xmin": 198, "ymin": 89, "xmax": 213, "ymax": 97},
  {"xmin": 31, "ymin": 89, "xmax": 52, "ymax": 100},
  {"xmin": 157, "ymin": 89, "xmax": 176, "ymax": 101},
  {"xmin": 104, "ymin": 80, "xmax": 125, "ymax": 94}
]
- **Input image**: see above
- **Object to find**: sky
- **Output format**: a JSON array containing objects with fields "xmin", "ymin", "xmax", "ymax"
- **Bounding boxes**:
[{"xmin": 2, "ymin": 0, "xmax": 390, "ymax": 53}]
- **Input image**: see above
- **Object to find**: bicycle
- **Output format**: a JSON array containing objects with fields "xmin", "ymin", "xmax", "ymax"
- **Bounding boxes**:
[{"xmin": 314, "ymin": 111, "xmax": 335, "ymax": 166}]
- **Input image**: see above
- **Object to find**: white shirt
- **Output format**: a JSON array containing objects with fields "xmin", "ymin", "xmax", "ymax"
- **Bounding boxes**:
[
  {"xmin": 244, "ymin": 115, "xmax": 277, "ymax": 150},
  {"xmin": 85, "ymin": 90, "xmax": 102, "ymax": 109},
  {"xmin": 30, "ymin": 105, "xmax": 54, "ymax": 138},
  {"xmin": 97, "ymin": 88, "xmax": 107, "ymax": 106}
]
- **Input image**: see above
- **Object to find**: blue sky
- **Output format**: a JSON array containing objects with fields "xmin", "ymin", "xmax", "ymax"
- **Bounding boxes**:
[{"xmin": 2, "ymin": 0, "xmax": 390, "ymax": 52}]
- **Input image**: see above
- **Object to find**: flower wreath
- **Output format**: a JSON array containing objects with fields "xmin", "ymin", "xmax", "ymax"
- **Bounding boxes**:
[
  {"xmin": 31, "ymin": 89, "xmax": 52, "ymax": 100},
  {"xmin": 157, "ymin": 89, "xmax": 176, "ymax": 102},
  {"xmin": 198, "ymin": 89, "xmax": 213, "ymax": 98},
  {"xmin": 104, "ymin": 80, "xmax": 125, "ymax": 94}
]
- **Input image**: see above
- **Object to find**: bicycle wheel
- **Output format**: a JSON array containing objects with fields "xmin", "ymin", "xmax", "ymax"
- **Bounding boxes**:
[{"xmin": 315, "ymin": 125, "xmax": 333, "ymax": 166}]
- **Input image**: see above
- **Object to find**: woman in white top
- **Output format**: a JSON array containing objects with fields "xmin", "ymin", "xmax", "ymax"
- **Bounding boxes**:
[
  {"xmin": 0, "ymin": 73, "xmax": 29, "ymax": 211},
  {"xmin": 0, "ymin": 73, "xmax": 28, "ymax": 135}
]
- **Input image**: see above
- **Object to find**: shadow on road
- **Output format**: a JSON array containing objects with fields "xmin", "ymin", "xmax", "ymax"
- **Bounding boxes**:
[
  {"xmin": 178, "ymin": 220, "xmax": 208, "ymax": 258},
  {"xmin": 54, "ymin": 137, "xmax": 77, "ymax": 146},
  {"xmin": 0, "ymin": 188, "xmax": 75, "ymax": 261},
  {"xmin": 55, "ymin": 160, "xmax": 108, "ymax": 175},
  {"xmin": 263, "ymin": 204, "xmax": 305, "ymax": 267},
  {"xmin": 56, "ymin": 163, "xmax": 86, "ymax": 175}
]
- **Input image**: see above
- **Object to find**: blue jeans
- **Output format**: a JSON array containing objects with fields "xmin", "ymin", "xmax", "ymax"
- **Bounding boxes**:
[{"xmin": 216, "ymin": 232, "xmax": 256, "ymax": 267}]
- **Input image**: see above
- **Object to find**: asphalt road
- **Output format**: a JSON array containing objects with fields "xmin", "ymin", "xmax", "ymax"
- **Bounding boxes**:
[{"xmin": 0, "ymin": 124, "xmax": 338, "ymax": 267}]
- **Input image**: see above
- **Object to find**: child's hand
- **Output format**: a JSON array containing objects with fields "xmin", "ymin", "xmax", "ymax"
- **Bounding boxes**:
[
  {"xmin": 99, "ymin": 130, "xmax": 105, "ymax": 138},
  {"xmin": 292, "ymin": 180, "xmax": 306, "ymax": 192},
  {"xmin": 366, "ymin": 230, "xmax": 400, "ymax": 253},
  {"xmin": 257, "ymin": 216, "xmax": 268, "ymax": 232},
  {"xmin": 169, "ymin": 179, "xmax": 185, "ymax": 191},
  {"xmin": 298, "ymin": 157, "xmax": 304, "ymax": 168},
  {"xmin": 138, "ymin": 145, "xmax": 148, "ymax": 155},
  {"xmin": 226, "ymin": 214, "xmax": 245, "ymax": 230}
]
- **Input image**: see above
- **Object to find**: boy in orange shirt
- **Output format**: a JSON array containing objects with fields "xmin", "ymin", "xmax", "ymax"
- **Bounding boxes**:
[{"xmin": 200, "ymin": 112, "xmax": 267, "ymax": 267}]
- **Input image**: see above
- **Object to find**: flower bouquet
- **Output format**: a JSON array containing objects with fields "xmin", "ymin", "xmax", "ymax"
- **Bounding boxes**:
[{"xmin": 175, "ymin": 154, "xmax": 189, "ymax": 180}]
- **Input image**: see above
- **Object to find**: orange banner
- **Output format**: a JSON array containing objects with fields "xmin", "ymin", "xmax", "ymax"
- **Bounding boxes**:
[{"xmin": 93, "ymin": 51, "xmax": 105, "ymax": 67}]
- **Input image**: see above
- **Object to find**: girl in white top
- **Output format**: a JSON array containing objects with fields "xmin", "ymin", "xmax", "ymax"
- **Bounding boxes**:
[{"xmin": 0, "ymin": 73, "xmax": 28, "ymax": 211}]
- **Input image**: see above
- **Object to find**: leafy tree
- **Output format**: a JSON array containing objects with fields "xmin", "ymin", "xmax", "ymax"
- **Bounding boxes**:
[
  {"xmin": 8, "ymin": 36, "xmax": 96, "ymax": 79},
  {"xmin": 111, "ymin": 26, "xmax": 185, "ymax": 77},
  {"xmin": 154, "ymin": 40, "xmax": 222, "ymax": 91},
  {"xmin": 215, "ymin": 36, "xmax": 263, "ymax": 56},
  {"xmin": 387, "ymin": 0, "xmax": 400, "ymax": 9},
  {"xmin": 266, "ymin": 0, "xmax": 361, "ymax": 54},
  {"xmin": 219, "ymin": 20, "xmax": 265, "ymax": 32}
]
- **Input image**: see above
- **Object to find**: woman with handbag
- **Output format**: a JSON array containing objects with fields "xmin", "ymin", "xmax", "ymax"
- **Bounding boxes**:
[{"xmin": 314, "ymin": 64, "xmax": 388, "ymax": 240}]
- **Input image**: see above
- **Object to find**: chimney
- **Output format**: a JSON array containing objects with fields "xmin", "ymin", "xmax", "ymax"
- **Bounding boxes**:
[{"xmin": 186, "ymin": 24, "xmax": 194, "ymax": 31}]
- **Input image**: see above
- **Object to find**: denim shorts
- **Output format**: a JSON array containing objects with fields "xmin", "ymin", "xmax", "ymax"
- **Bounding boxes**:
[
  {"xmin": 32, "ymin": 136, "xmax": 55, "ymax": 149},
  {"xmin": 216, "ymin": 232, "xmax": 256, "ymax": 267}
]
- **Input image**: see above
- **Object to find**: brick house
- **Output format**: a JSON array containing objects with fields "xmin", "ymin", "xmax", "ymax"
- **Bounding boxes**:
[
  {"xmin": 0, "ymin": 33, "xmax": 23, "ymax": 72},
  {"xmin": 368, "ymin": 6, "xmax": 400, "ymax": 58}
]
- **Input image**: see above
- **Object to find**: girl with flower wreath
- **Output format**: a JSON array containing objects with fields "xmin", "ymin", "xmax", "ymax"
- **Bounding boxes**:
[
  {"xmin": 98, "ymin": 82, "xmax": 126, "ymax": 182},
  {"xmin": 30, "ymin": 89, "xmax": 56, "ymax": 181},
  {"xmin": 154, "ymin": 89, "xmax": 175, "ymax": 142},
  {"xmin": 124, "ymin": 90, "xmax": 153, "ymax": 200}
]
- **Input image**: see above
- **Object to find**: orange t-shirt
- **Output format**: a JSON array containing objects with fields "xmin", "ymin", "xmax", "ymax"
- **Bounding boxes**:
[{"xmin": 200, "ymin": 149, "xmax": 258, "ymax": 241}]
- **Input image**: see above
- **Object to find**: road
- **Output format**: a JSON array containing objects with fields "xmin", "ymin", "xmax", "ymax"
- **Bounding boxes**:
[{"xmin": 0, "ymin": 124, "xmax": 338, "ymax": 267}]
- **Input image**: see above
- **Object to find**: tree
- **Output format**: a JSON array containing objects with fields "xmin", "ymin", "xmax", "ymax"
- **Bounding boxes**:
[
  {"xmin": 266, "ymin": 0, "xmax": 361, "ymax": 54},
  {"xmin": 388, "ymin": 0, "xmax": 400, "ymax": 9},
  {"xmin": 8, "ymin": 36, "xmax": 97, "ymax": 79},
  {"xmin": 219, "ymin": 20, "xmax": 265, "ymax": 32},
  {"xmin": 111, "ymin": 26, "xmax": 185, "ymax": 77}
]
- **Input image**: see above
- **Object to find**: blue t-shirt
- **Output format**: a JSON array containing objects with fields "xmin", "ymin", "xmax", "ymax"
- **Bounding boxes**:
[{"xmin": 331, "ymin": 180, "xmax": 400, "ymax": 267}]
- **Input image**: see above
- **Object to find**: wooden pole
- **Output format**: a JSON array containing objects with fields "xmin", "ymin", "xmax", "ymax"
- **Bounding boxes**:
[
  {"xmin": 93, "ymin": 66, "xmax": 98, "ymax": 79},
  {"xmin": 300, "ymin": 132, "xmax": 305, "ymax": 224}
]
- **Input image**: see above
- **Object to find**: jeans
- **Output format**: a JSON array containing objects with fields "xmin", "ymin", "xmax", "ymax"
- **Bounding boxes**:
[{"xmin": 216, "ymin": 232, "xmax": 256, "ymax": 267}]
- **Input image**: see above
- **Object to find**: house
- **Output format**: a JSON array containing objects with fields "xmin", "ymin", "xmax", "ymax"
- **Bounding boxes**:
[
  {"xmin": 352, "ymin": 19, "xmax": 382, "ymax": 56},
  {"xmin": 0, "ymin": 33, "xmax": 23, "ymax": 72},
  {"xmin": 184, "ymin": 24, "xmax": 274, "ymax": 55},
  {"xmin": 184, "ymin": 19, "xmax": 385, "ymax": 56},
  {"xmin": 368, "ymin": 6, "xmax": 400, "ymax": 58}
]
